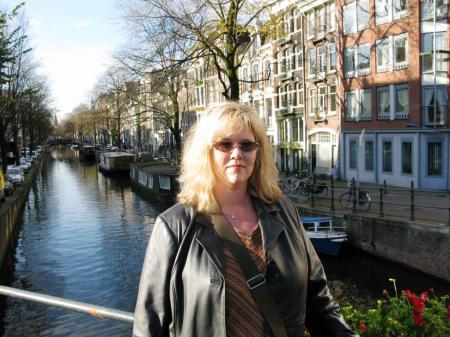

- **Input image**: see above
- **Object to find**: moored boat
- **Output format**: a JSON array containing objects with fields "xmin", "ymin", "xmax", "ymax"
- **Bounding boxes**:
[
  {"xmin": 299, "ymin": 216, "xmax": 347, "ymax": 256},
  {"xmin": 98, "ymin": 152, "xmax": 136, "ymax": 175}
]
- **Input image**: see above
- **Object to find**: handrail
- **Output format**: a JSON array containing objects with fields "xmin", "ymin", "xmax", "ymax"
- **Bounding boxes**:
[{"xmin": 0, "ymin": 285, "xmax": 134, "ymax": 324}]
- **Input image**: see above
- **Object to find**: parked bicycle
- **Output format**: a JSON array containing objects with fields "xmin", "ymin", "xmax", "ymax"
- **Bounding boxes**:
[
  {"xmin": 298, "ymin": 176, "xmax": 328, "ymax": 197},
  {"xmin": 339, "ymin": 180, "xmax": 371, "ymax": 210},
  {"xmin": 280, "ymin": 171, "xmax": 309, "ymax": 196}
]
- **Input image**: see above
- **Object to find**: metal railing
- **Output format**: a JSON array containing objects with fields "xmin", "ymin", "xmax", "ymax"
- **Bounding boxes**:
[
  {"xmin": 0, "ymin": 285, "xmax": 134, "ymax": 324},
  {"xmin": 283, "ymin": 174, "xmax": 450, "ymax": 225}
]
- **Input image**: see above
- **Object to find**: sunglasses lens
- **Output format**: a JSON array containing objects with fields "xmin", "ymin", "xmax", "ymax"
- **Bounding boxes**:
[
  {"xmin": 212, "ymin": 141, "xmax": 259, "ymax": 152},
  {"xmin": 214, "ymin": 142, "xmax": 234, "ymax": 151},
  {"xmin": 240, "ymin": 142, "xmax": 258, "ymax": 152}
]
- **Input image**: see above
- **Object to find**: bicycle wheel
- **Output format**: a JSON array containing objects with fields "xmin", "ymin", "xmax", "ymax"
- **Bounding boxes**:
[
  {"xmin": 339, "ymin": 192, "xmax": 353, "ymax": 208},
  {"xmin": 358, "ymin": 192, "xmax": 371, "ymax": 211}
]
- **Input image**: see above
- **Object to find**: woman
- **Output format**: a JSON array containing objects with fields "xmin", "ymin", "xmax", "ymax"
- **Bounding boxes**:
[{"xmin": 133, "ymin": 102, "xmax": 357, "ymax": 337}]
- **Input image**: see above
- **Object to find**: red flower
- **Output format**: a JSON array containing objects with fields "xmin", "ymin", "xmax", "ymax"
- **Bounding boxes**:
[
  {"xmin": 405, "ymin": 290, "xmax": 427, "ymax": 327},
  {"xmin": 447, "ymin": 306, "xmax": 450, "ymax": 318},
  {"xmin": 358, "ymin": 323, "xmax": 367, "ymax": 333}
]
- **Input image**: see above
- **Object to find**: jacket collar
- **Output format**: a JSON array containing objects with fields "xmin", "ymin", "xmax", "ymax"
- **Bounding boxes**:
[{"xmin": 195, "ymin": 197, "xmax": 285, "ymax": 276}]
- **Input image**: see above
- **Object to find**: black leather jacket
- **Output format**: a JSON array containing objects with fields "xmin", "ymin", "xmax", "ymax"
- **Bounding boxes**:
[{"xmin": 133, "ymin": 196, "xmax": 358, "ymax": 337}]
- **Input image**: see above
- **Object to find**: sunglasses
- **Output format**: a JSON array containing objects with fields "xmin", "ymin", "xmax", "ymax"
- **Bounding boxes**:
[{"xmin": 211, "ymin": 141, "xmax": 260, "ymax": 152}]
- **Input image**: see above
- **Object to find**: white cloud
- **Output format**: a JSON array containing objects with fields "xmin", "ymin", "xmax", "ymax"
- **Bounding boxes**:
[
  {"xmin": 72, "ymin": 21, "xmax": 90, "ymax": 28},
  {"xmin": 35, "ymin": 44, "xmax": 114, "ymax": 118}
]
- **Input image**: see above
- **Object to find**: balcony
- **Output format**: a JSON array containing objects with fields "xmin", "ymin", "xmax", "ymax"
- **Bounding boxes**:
[{"xmin": 307, "ymin": 66, "xmax": 327, "ymax": 83}]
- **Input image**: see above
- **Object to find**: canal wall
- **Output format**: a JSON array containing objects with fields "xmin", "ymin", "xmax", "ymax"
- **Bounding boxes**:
[
  {"xmin": 0, "ymin": 159, "xmax": 42, "ymax": 268},
  {"xmin": 296, "ymin": 206, "xmax": 450, "ymax": 282}
]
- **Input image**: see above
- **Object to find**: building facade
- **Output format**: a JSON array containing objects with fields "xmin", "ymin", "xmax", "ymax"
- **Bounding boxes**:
[{"xmin": 339, "ymin": 0, "xmax": 449, "ymax": 189}]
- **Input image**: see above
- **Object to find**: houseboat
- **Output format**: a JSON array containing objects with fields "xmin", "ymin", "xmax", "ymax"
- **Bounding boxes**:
[
  {"xmin": 98, "ymin": 152, "xmax": 136, "ymax": 175},
  {"xmin": 79, "ymin": 145, "xmax": 96, "ymax": 160},
  {"xmin": 130, "ymin": 161, "xmax": 178, "ymax": 206}
]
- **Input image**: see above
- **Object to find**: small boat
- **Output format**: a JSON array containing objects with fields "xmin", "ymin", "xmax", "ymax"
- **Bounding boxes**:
[{"xmin": 299, "ymin": 216, "xmax": 347, "ymax": 256}]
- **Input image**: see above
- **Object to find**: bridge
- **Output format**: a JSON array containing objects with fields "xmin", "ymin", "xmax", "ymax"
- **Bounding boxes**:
[{"xmin": 46, "ymin": 139, "xmax": 81, "ymax": 147}]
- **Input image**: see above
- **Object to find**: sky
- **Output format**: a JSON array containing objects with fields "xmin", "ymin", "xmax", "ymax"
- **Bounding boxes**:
[{"xmin": 18, "ymin": 0, "xmax": 127, "ymax": 119}]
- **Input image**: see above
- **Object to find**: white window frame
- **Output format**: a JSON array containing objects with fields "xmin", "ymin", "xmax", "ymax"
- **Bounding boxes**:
[
  {"xmin": 307, "ymin": 11, "xmax": 315, "ymax": 40},
  {"xmin": 308, "ymin": 49, "xmax": 316, "ymax": 77},
  {"xmin": 345, "ymin": 89, "xmax": 372, "ymax": 121},
  {"xmin": 327, "ymin": 43, "xmax": 336, "ymax": 72},
  {"xmin": 318, "ymin": 86, "xmax": 326, "ymax": 117},
  {"xmin": 376, "ymin": 0, "xmax": 408, "ymax": 25},
  {"xmin": 377, "ymin": 34, "xmax": 409, "ymax": 72},
  {"xmin": 393, "ymin": 33, "xmax": 408, "ymax": 70},
  {"xmin": 328, "ymin": 85, "xmax": 337, "ymax": 115},
  {"xmin": 318, "ymin": 46, "xmax": 325, "ymax": 74},
  {"xmin": 358, "ymin": 43, "xmax": 371, "ymax": 76},
  {"xmin": 343, "ymin": 1, "xmax": 370, "ymax": 34},
  {"xmin": 309, "ymin": 88, "xmax": 317, "ymax": 116},
  {"xmin": 344, "ymin": 46, "xmax": 355, "ymax": 78},
  {"xmin": 377, "ymin": 84, "xmax": 409, "ymax": 120},
  {"xmin": 327, "ymin": 3, "xmax": 336, "ymax": 32}
]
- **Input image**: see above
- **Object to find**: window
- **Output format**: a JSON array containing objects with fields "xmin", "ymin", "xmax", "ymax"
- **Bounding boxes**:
[
  {"xmin": 318, "ymin": 86, "xmax": 326, "ymax": 116},
  {"xmin": 421, "ymin": 32, "xmax": 448, "ymax": 75},
  {"xmin": 329, "ymin": 85, "xmax": 336, "ymax": 114},
  {"xmin": 345, "ymin": 43, "xmax": 371, "ymax": 77},
  {"xmin": 328, "ymin": 43, "xmax": 336, "ymax": 71},
  {"xmin": 402, "ymin": 141, "xmax": 412, "ymax": 174},
  {"xmin": 309, "ymin": 88, "xmax": 317, "ymax": 115},
  {"xmin": 376, "ymin": 34, "xmax": 409, "ymax": 72},
  {"xmin": 295, "ymin": 45, "xmax": 303, "ymax": 69},
  {"xmin": 328, "ymin": 3, "xmax": 336, "ymax": 31},
  {"xmin": 344, "ymin": 47, "xmax": 355, "ymax": 77},
  {"xmin": 308, "ymin": 49, "xmax": 316, "ymax": 76},
  {"xmin": 421, "ymin": 0, "xmax": 448, "ymax": 21},
  {"xmin": 358, "ymin": 0, "xmax": 370, "ymax": 30},
  {"xmin": 376, "ymin": 0, "xmax": 408, "ymax": 25},
  {"xmin": 307, "ymin": 12, "xmax": 315, "ymax": 39},
  {"xmin": 265, "ymin": 98, "xmax": 272, "ymax": 126},
  {"xmin": 422, "ymin": 86, "xmax": 448, "ymax": 126},
  {"xmin": 360, "ymin": 89, "xmax": 372, "ymax": 119},
  {"xmin": 394, "ymin": 34, "xmax": 408, "ymax": 69},
  {"xmin": 349, "ymin": 140, "xmax": 357, "ymax": 169},
  {"xmin": 344, "ymin": 1, "xmax": 369, "ymax": 34},
  {"xmin": 345, "ymin": 89, "xmax": 371, "ymax": 121},
  {"xmin": 279, "ymin": 86, "xmax": 287, "ymax": 108},
  {"xmin": 376, "ymin": 38, "xmax": 390, "ymax": 72},
  {"xmin": 382, "ymin": 141, "xmax": 392, "ymax": 172},
  {"xmin": 377, "ymin": 84, "xmax": 409, "ymax": 119},
  {"xmin": 345, "ymin": 91, "xmax": 357, "ymax": 120},
  {"xmin": 365, "ymin": 141, "xmax": 374, "ymax": 171},
  {"xmin": 242, "ymin": 67, "xmax": 249, "ymax": 91},
  {"xmin": 358, "ymin": 43, "xmax": 371, "ymax": 75},
  {"xmin": 428, "ymin": 142, "xmax": 442, "ymax": 175},
  {"xmin": 343, "ymin": 3, "xmax": 356, "ymax": 34},
  {"xmin": 395, "ymin": 84, "xmax": 409, "ymax": 117},
  {"xmin": 295, "ymin": 9, "xmax": 302, "ymax": 31},
  {"xmin": 252, "ymin": 64, "xmax": 259, "ymax": 90},
  {"xmin": 288, "ymin": 84, "xmax": 297, "ymax": 106},
  {"xmin": 318, "ymin": 47, "xmax": 325, "ymax": 73},
  {"xmin": 377, "ymin": 86, "xmax": 390, "ymax": 118},
  {"xmin": 278, "ymin": 120, "xmax": 286, "ymax": 142},
  {"xmin": 318, "ymin": 8, "xmax": 326, "ymax": 36},
  {"xmin": 264, "ymin": 60, "xmax": 272, "ymax": 85},
  {"xmin": 292, "ymin": 118, "xmax": 299, "ymax": 141}
]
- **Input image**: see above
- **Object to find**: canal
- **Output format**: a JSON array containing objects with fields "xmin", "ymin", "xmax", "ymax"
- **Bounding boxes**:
[{"xmin": 1, "ymin": 147, "xmax": 449, "ymax": 336}]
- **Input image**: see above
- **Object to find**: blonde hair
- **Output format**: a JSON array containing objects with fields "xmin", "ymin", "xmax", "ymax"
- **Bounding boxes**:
[{"xmin": 177, "ymin": 102, "xmax": 282, "ymax": 211}]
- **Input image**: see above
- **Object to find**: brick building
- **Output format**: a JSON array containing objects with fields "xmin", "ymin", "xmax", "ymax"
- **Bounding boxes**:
[{"xmin": 339, "ymin": 0, "xmax": 449, "ymax": 189}]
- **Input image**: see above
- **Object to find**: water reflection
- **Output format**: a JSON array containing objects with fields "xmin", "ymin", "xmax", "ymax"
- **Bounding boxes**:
[{"xmin": 1, "ymin": 147, "xmax": 162, "ymax": 336}]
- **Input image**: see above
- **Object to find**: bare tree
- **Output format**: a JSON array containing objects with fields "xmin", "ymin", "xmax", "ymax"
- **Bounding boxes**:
[{"xmin": 121, "ymin": 0, "xmax": 280, "ymax": 101}]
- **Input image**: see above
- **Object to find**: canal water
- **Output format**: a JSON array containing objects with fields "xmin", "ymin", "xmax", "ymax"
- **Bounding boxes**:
[{"xmin": 1, "ymin": 147, "xmax": 449, "ymax": 336}]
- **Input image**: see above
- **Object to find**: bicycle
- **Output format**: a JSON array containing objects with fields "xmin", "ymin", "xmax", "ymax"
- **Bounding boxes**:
[
  {"xmin": 280, "ymin": 171, "xmax": 310, "ymax": 196},
  {"xmin": 298, "ymin": 176, "xmax": 328, "ymax": 197},
  {"xmin": 339, "ymin": 181, "xmax": 371, "ymax": 211}
]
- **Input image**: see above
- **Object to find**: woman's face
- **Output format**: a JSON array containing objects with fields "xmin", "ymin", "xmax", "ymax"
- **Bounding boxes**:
[{"xmin": 211, "ymin": 127, "xmax": 258, "ymax": 189}]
